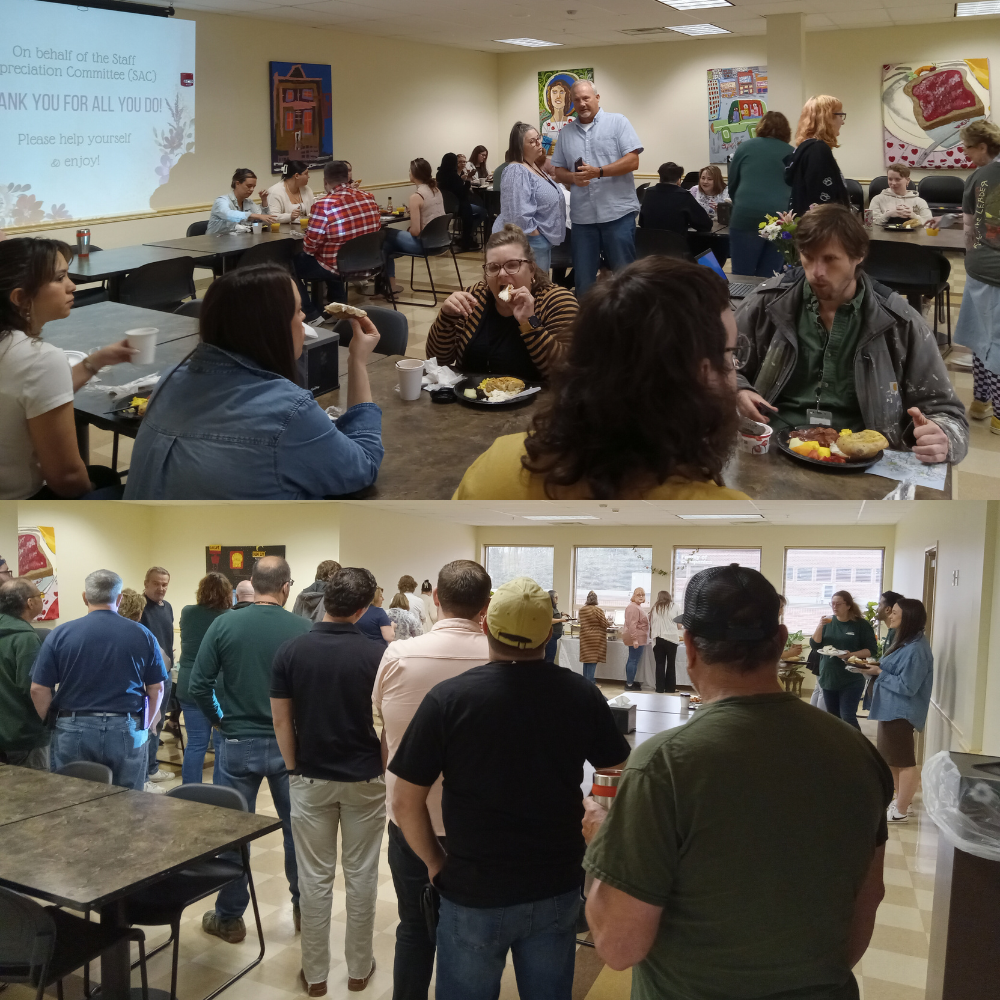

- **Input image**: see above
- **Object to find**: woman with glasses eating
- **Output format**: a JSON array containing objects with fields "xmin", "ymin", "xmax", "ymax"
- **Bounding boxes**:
[
  {"xmin": 425, "ymin": 223, "xmax": 578, "ymax": 381},
  {"xmin": 784, "ymin": 96, "xmax": 851, "ymax": 217}
]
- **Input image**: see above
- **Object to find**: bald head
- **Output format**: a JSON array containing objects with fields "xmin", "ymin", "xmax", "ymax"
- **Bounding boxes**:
[
  {"xmin": 251, "ymin": 556, "xmax": 292, "ymax": 602},
  {"xmin": 571, "ymin": 80, "xmax": 599, "ymax": 122},
  {"xmin": 235, "ymin": 580, "xmax": 255, "ymax": 603}
]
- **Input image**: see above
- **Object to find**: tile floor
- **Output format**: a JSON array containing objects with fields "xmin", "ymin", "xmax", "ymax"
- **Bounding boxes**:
[{"xmin": 7, "ymin": 685, "xmax": 940, "ymax": 1000}]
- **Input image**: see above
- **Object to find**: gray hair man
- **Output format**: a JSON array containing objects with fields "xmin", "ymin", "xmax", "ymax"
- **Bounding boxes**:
[
  {"xmin": 0, "ymin": 578, "xmax": 49, "ymax": 769},
  {"xmin": 29, "ymin": 569, "xmax": 167, "ymax": 789}
]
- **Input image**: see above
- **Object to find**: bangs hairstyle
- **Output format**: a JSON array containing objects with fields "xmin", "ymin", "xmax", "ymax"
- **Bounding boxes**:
[
  {"xmin": 795, "ymin": 95, "xmax": 843, "ymax": 148},
  {"xmin": 410, "ymin": 157, "xmax": 437, "ymax": 191},
  {"xmin": 199, "ymin": 264, "xmax": 299, "ymax": 383},
  {"xmin": 280, "ymin": 160, "xmax": 309, "ymax": 178},
  {"xmin": 959, "ymin": 119, "xmax": 1000, "ymax": 157},
  {"xmin": 794, "ymin": 205, "xmax": 869, "ymax": 271},
  {"xmin": 522, "ymin": 256, "xmax": 738, "ymax": 499},
  {"xmin": 756, "ymin": 111, "xmax": 791, "ymax": 143},
  {"xmin": 699, "ymin": 165, "xmax": 726, "ymax": 196},
  {"xmin": 231, "ymin": 168, "xmax": 257, "ymax": 188},
  {"xmin": 197, "ymin": 571, "xmax": 233, "ymax": 611},
  {"xmin": 0, "ymin": 237, "xmax": 73, "ymax": 340},
  {"xmin": 470, "ymin": 145, "xmax": 489, "ymax": 176},
  {"xmin": 832, "ymin": 589, "xmax": 863, "ymax": 620},
  {"xmin": 886, "ymin": 597, "xmax": 927, "ymax": 654},
  {"xmin": 506, "ymin": 121, "xmax": 536, "ymax": 165},
  {"xmin": 485, "ymin": 224, "xmax": 552, "ymax": 288}
]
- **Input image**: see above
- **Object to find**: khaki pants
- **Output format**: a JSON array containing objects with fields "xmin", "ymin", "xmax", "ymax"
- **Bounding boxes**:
[{"xmin": 289, "ymin": 774, "xmax": 387, "ymax": 983}]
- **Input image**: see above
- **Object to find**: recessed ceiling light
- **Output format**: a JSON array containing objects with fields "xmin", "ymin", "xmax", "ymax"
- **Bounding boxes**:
[
  {"xmin": 676, "ymin": 513, "xmax": 765, "ymax": 520},
  {"xmin": 658, "ymin": 0, "xmax": 732, "ymax": 8},
  {"xmin": 522, "ymin": 514, "xmax": 599, "ymax": 520},
  {"xmin": 667, "ymin": 22, "xmax": 731, "ymax": 34},
  {"xmin": 494, "ymin": 37, "xmax": 562, "ymax": 47},
  {"xmin": 955, "ymin": 1, "xmax": 1000, "ymax": 13}
]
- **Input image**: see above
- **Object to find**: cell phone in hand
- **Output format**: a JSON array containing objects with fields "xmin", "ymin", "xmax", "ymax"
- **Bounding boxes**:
[{"xmin": 575, "ymin": 157, "xmax": 584, "ymax": 171}]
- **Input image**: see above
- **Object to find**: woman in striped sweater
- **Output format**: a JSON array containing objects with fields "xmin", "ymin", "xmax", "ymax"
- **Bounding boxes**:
[{"xmin": 425, "ymin": 224, "xmax": 578, "ymax": 381}]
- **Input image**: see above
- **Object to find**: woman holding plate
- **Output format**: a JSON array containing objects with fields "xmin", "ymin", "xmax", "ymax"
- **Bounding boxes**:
[
  {"xmin": 854, "ymin": 598, "xmax": 933, "ymax": 824},
  {"xmin": 810, "ymin": 589, "xmax": 876, "ymax": 729}
]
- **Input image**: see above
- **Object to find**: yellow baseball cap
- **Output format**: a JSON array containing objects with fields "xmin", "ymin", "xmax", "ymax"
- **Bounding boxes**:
[{"xmin": 486, "ymin": 577, "xmax": 553, "ymax": 649}]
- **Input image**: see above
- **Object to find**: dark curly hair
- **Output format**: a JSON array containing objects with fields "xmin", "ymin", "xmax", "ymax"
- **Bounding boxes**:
[
  {"xmin": 0, "ymin": 237, "xmax": 73, "ymax": 343},
  {"xmin": 521, "ymin": 257, "xmax": 738, "ymax": 498}
]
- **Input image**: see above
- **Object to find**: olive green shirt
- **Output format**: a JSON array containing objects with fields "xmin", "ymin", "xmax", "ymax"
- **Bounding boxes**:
[
  {"xmin": 816, "ymin": 616, "xmax": 878, "ymax": 691},
  {"xmin": 584, "ymin": 693, "xmax": 892, "ymax": 1000},
  {"xmin": 772, "ymin": 281, "xmax": 866, "ymax": 433}
]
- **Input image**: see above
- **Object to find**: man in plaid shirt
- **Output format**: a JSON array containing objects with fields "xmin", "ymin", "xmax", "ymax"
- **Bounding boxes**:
[{"xmin": 294, "ymin": 160, "xmax": 381, "ymax": 319}]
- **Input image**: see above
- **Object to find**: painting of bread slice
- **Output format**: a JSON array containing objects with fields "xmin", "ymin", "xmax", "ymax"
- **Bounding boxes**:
[
  {"xmin": 903, "ymin": 68, "xmax": 984, "ymax": 131},
  {"xmin": 838, "ymin": 430, "xmax": 889, "ymax": 460},
  {"xmin": 324, "ymin": 301, "xmax": 368, "ymax": 319}
]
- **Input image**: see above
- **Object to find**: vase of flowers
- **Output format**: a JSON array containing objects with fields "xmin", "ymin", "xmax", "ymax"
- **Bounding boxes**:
[{"xmin": 758, "ymin": 211, "xmax": 799, "ymax": 267}]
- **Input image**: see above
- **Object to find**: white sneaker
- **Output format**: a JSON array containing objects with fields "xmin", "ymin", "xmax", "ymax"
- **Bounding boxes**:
[
  {"xmin": 887, "ymin": 803, "xmax": 909, "ymax": 823},
  {"xmin": 148, "ymin": 768, "xmax": 172, "ymax": 782},
  {"xmin": 144, "ymin": 781, "xmax": 166, "ymax": 794}
]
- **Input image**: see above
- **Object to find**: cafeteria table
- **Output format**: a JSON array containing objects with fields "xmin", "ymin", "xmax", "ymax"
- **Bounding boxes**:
[
  {"xmin": 0, "ymin": 763, "xmax": 125, "ymax": 827},
  {"xmin": 867, "ymin": 224, "xmax": 966, "ymax": 252},
  {"xmin": 314, "ymin": 356, "xmax": 951, "ymax": 499},
  {"xmin": 0, "ymin": 774, "xmax": 280, "ymax": 1000},
  {"xmin": 143, "ymin": 229, "xmax": 303, "ymax": 271},
  {"xmin": 47, "ymin": 300, "xmax": 199, "ymax": 352},
  {"xmin": 68, "ymin": 246, "xmax": 214, "ymax": 301}
]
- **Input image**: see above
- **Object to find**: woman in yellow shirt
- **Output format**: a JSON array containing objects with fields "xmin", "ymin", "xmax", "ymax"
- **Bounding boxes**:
[{"xmin": 453, "ymin": 256, "xmax": 751, "ymax": 500}]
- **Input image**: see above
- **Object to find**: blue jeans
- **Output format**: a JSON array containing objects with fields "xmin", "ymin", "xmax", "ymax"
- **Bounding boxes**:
[
  {"xmin": 544, "ymin": 635, "xmax": 559, "ymax": 664},
  {"xmin": 822, "ymin": 681, "xmax": 865, "ymax": 730},
  {"xmin": 293, "ymin": 251, "xmax": 347, "ymax": 319},
  {"xmin": 526, "ymin": 231, "xmax": 552, "ymax": 274},
  {"xmin": 147, "ymin": 674, "xmax": 171, "ymax": 776},
  {"xmin": 625, "ymin": 644, "xmax": 644, "ymax": 686},
  {"xmin": 213, "ymin": 735, "xmax": 299, "ymax": 919},
  {"xmin": 582, "ymin": 663, "xmax": 597, "ymax": 684},
  {"xmin": 435, "ymin": 889, "xmax": 580, "ymax": 1000},
  {"xmin": 51, "ymin": 714, "xmax": 149, "ymax": 790},
  {"xmin": 571, "ymin": 212, "xmax": 637, "ymax": 297},
  {"xmin": 383, "ymin": 227, "xmax": 424, "ymax": 278},
  {"xmin": 729, "ymin": 228, "xmax": 786, "ymax": 278},
  {"xmin": 179, "ymin": 699, "xmax": 212, "ymax": 784}
]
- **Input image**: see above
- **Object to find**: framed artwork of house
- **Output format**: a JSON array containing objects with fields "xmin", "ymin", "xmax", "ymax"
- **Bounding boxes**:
[{"xmin": 269, "ymin": 61, "xmax": 333, "ymax": 173}]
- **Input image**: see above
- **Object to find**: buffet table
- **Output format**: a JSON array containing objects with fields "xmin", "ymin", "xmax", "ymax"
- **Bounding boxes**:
[{"xmin": 557, "ymin": 637, "xmax": 690, "ymax": 689}]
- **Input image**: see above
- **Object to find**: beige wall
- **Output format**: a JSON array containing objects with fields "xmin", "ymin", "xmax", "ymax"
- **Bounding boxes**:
[{"xmin": 0, "ymin": 502, "xmax": 20, "ymax": 583}]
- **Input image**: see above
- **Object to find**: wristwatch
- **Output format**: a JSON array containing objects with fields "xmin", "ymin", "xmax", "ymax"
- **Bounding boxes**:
[
  {"xmin": 599, "ymin": 166, "xmax": 604, "ymax": 179},
  {"xmin": 526, "ymin": 315, "xmax": 542, "ymax": 329}
]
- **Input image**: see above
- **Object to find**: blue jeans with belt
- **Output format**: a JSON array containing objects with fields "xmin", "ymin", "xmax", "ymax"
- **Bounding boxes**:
[
  {"xmin": 625, "ymin": 644, "xmax": 644, "ymax": 686},
  {"xmin": 570, "ymin": 212, "xmax": 637, "ymax": 297},
  {"xmin": 212, "ymin": 734, "xmax": 299, "ymax": 919},
  {"xmin": 51, "ymin": 713, "xmax": 148, "ymax": 790}
]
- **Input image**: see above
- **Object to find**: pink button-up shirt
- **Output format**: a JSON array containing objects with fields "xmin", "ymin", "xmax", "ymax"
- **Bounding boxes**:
[{"xmin": 623, "ymin": 601, "xmax": 650, "ymax": 646}]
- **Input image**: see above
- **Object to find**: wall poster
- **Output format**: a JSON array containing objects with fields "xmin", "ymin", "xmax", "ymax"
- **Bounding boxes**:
[
  {"xmin": 207, "ymin": 545, "xmax": 286, "ymax": 590},
  {"xmin": 708, "ymin": 66, "xmax": 768, "ymax": 165},
  {"xmin": 538, "ymin": 67, "xmax": 595, "ymax": 155},
  {"xmin": 269, "ymin": 61, "xmax": 333, "ymax": 174},
  {"xmin": 17, "ymin": 526, "xmax": 58, "ymax": 621},
  {"xmin": 881, "ymin": 60, "xmax": 991, "ymax": 170}
]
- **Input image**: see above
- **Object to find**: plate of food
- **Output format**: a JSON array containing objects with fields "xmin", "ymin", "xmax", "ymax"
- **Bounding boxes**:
[
  {"xmin": 775, "ymin": 427, "xmax": 888, "ymax": 471},
  {"xmin": 848, "ymin": 656, "xmax": 879, "ymax": 666},
  {"xmin": 455, "ymin": 375, "xmax": 541, "ymax": 407},
  {"xmin": 818, "ymin": 645, "xmax": 849, "ymax": 656},
  {"xmin": 106, "ymin": 394, "xmax": 151, "ymax": 420}
]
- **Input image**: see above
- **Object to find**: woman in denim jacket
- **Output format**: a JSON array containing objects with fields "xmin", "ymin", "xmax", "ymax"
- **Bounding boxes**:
[
  {"xmin": 856, "ymin": 597, "xmax": 933, "ymax": 825},
  {"xmin": 124, "ymin": 264, "xmax": 383, "ymax": 499}
]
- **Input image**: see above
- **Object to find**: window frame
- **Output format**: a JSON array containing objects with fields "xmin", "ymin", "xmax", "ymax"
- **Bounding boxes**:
[
  {"xmin": 670, "ymin": 545, "xmax": 763, "ymax": 609},
  {"xmin": 571, "ymin": 544, "xmax": 655, "ymax": 616},
  {"xmin": 781, "ymin": 546, "xmax": 886, "ymax": 630},
  {"xmin": 482, "ymin": 544, "xmax": 555, "ymax": 592}
]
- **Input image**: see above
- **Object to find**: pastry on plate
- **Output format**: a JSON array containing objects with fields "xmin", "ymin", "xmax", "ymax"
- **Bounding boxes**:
[{"xmin": 837, "ymin": 429, "xmax": 889, "ymax": 460}]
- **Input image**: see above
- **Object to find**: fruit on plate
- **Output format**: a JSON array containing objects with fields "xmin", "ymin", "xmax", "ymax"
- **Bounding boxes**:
[{"xmin": 787, "ymin": 426, "xmax": 887, "ymax": 464}]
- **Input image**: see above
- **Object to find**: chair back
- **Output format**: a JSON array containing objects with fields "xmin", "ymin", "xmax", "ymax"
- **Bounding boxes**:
[
  {"xmin": 336, "ymin": 229, "xmax": 387, "ymax": 280},
  {"xmin": 864, "ymin": 240, "xmax": 950, "ymax": 290},
  {"xmin": 868, "ymin": 176, "xmax": 889, "ymax": 202},
  {"xmin": 333, "ymin": 305, "xmax": 409, "ymax": 356},
  {"xmin": 418, "ymin": 213, "xmax": 456, "ymax": 255},
  {"xmin": 635, "ymin": 226, "xmax": 693, "ymax": 261},
  {"xmin": 682, "ymin": 172, "xmax": 699, "ymax": 190},
  {"xmin": 0, "ymin": 886, "xmax": 55, "ymax": 984},
  {"xmin": 917, "ymin": 175, "xmax": 965, "ymax": 210},
  {"xmin": 186, "ymin": 220, "xmax": 209, "ymax": 238},
  {"xmin": 636, "ymin": 182, "xmax": 650, "ymax": 204},
  {"xmin": 486, "ymin": 189, "xmax": 502, "ymax": 218},
  {"xmin": 234, "ymin": 240, "xmax": 295, "ymax": 270},
  {"xmin": 55, "ymin": 761, "xmax": 112, "ymax": 783},
  {"xmin": 441, "ymin": 190, "xmax": 460, "ymax": 216},
  {"xmin": 173, "ymin": 299, "xmax": 201, "ymax": 318},
  {"xmin": 167, "ymin": 783, "xmax": 248, "ymax": 812},
  {"xmin": 845, "ymin": 178, "xmax": 864, "ymax": 212},
  {"xmin": 119, "ymin": 257, "xmax": 196, "ymax": 312}
]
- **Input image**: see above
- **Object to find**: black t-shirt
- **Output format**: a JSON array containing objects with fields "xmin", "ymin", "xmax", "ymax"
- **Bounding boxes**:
[
  {"xmin": 638, "ymin": 183, "xmax": 713, "ymax": 234},
  {"xmin": 460, "ymin": 300, "xmax": 542, "ymax": 381},
  {"xmin": 270, "ymin": 622, "xmax": 383, "ymax": 782},
  {"xmin": 389, "ymin": 660, "xmax": 630, "ymax": 907},
  {"xmin": 140, "ymin": 599, "xmax": 175, "ymax": 665}
]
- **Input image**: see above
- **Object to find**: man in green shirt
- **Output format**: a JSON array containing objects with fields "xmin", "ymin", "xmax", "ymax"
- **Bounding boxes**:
[
  {"xmin": 189, "ymin": 556, "xmax": 311, "ymax": 944},
  {"xmin": 0, "ymin": 579, "xmax": 49, "ymax": 769},
  {"xmin": 583, "ymin": 564, "xmax": 893, "ymax": 1000}
]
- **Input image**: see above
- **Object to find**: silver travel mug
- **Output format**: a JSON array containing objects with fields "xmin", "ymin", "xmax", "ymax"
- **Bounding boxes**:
[{"xmin": 76, "ymin": 228, "xmax": 91, "ymax": 257}]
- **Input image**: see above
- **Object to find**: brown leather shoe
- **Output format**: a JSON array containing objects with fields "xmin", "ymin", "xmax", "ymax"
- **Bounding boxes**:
[
  {"xmin": 299, "ymin": 970, "xmax": 327, "ymax": 997},
  {"xmin": 347, "ymin": 960, "xmax": 375, "ymax": 992}
]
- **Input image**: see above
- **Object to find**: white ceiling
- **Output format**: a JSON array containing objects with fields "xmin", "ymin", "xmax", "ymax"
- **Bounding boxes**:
[{"xmin": 173, "ymin": 0, "xmax": 983, "ymax": 50}]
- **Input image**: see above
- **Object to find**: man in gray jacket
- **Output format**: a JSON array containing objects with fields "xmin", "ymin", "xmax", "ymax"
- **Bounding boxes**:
[
  {"xmin": 292, "ymin": 560, "xmax": 341, "ymax": 622},
  {"xmin": 735, "ymin": 205, "xmax": 968, "ymax": 465}
]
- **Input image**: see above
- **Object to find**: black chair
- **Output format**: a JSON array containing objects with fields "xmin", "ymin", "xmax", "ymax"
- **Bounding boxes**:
[
  {"xmin": 233, "ymin": 239, "xmax": 296, "ymax": 270},
  {"xmin": 869, "ymin": 175, "xmax": 915, "ymax": 202},
  {"xmin": 0, "ymin": 887, "xmax": 149, "ymax": 1000},
  {"xmin": 918, "ymin": 175, "xmax": 965, "ymax": 213},
  {"xmin": 635, "ymin": 226, "xmax": 693, "ymax": 261},
  {"xmin": 864, "ymin": 241, "xmax": 952, "ymax": 347},
  {"xmin": 336, "ymin": 230, "xmax": 393, "ymax": 310},
  {"xmin": 332, "ymin": 304, "xmax": 408, "ymax": 356},
  {"xmin": 441, "ymin": 189, "xmax": 485, "ymax": 251},
  {"xmin": 388, "ymin": 214, "xmax": 463, "ymax": 307},
  {"xmin": 72, "ymin": 245, "xmax": 109, "ymax": 309},
  {"xmin": 186, "ymin": 221, "xmax": 209, "ymax": 238},
  {"xmin": 119, "ymin": 257, "xmax": 197, "ymax": 313},
  {"xmin": 682, "ymin": 171, "xmax": 699, "ymax": 190},
  {"xmin": 55, "ymin": 761, "xmax": 112, "ymax": 783},
  {"xmin": 173, "ymin": 299, "xmax": 201, "ymax": 318},
  {"xmin": 636, "ymin": 182, "xmax": 650, "ymax": 204},
  {"xmin": 550, "ymin": 229, "xmax": 573, "ymax": 289},
  {"xmin": 187, "ymin": 220, "xmax": 223, "ymax": 277},
  {"xmin": 122, "ymin": 785, "xmax": 264, "ymax": 1000},
  {"xmin": 845, "ymin": 179, "xmax": 864, "ymax": 212},
  {"xmin": 485, "ymin": 188, "xmax": 502, "ymax": 226}
]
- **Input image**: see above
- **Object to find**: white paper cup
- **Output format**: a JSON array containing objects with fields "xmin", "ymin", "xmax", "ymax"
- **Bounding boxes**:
[
  {"xmin": 251, "ymin": 222, "xmax": 261, "ymax": 234},
  {"xmin": 396, "ymin": 359, "xmax": 424, "ymax": 401},
  {"xmin": 738, "ymin": 418, "xmax": 773, "ymax": 455},
  {"xmin": 125, "ymin": 328, "xmax": 158, "ymax": 365}
]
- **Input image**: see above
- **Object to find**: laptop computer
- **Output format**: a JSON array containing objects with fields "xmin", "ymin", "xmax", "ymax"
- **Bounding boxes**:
[{"xmin": 695, "ymin": 249, "xmax": 759, "ymax": 299}]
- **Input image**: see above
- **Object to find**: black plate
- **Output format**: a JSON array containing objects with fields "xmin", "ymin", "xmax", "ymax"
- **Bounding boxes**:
[
  {"xmin": 454, "ymin": 375, "xmax": 541, "ymax": 408},
  {"xmin": 774, "ymin": 427, "xmax": 883, "ymax": 472},
  {"xmin": 104, "ymin": 392, "xmax": 154, "ymax": 420}
]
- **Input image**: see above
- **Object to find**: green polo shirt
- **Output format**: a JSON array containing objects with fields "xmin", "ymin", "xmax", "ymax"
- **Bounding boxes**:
[{"xmin": 772, "ymin": 281, "xmax": 866, "ymax": 433}]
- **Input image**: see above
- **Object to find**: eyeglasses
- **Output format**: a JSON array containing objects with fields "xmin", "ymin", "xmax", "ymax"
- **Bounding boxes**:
[
  {"xmin": 525, "ymin": 135, "xmax": 542, "ymax": 146},
  {"xmin": 725, "ymin": 333, "xmax": 752, "ymax": 371},
  {"xmin": 833, "ymin": 112, "xmax": 847, "ymax": 121},
  {"xmin": 483, "ymin": 259, "xmax": 530, "ymax": 277}
]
